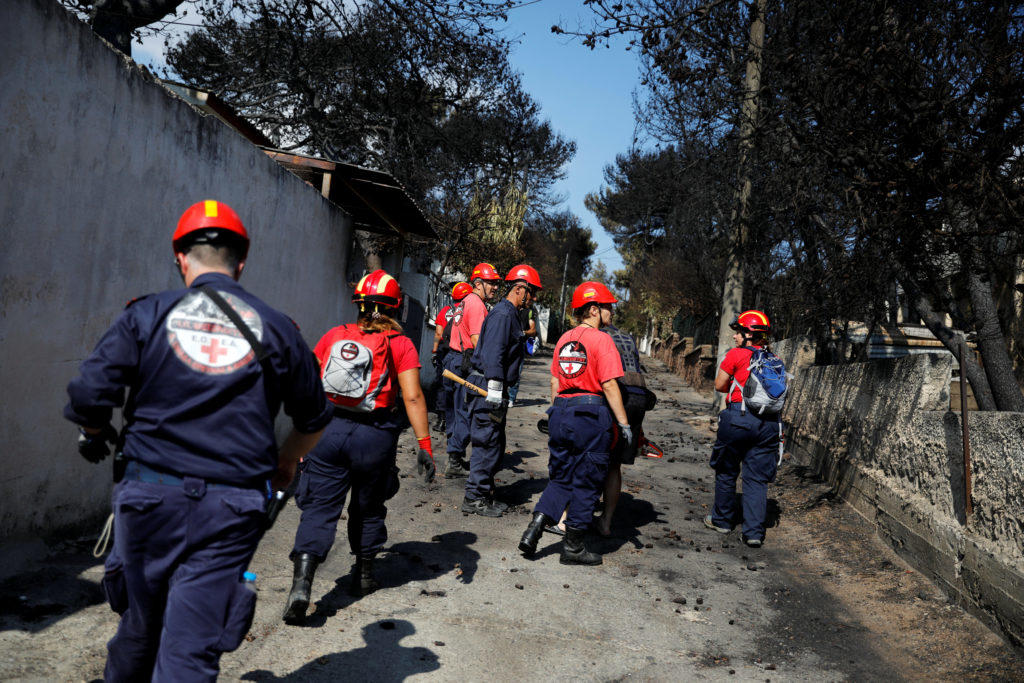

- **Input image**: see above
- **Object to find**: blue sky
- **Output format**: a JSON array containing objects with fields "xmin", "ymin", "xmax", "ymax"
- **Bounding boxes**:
[
  {"xmin": 502, "ymin": 3, "xmax": 640, "ymax": 274},
  {"xmin": 134, "ymin": 2, "xmax": 642, "ymax": 275}
]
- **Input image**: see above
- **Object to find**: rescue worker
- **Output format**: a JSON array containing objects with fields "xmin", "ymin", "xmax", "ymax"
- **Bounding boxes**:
[
  {"xmin": 461, "ymin": 264, "xmax": 542, "ymax": 516},
  {"xmin": 444, "ymin": 263, "xmax": 501, "ymax": 478},
  {"xmin": 64, "ymin": 200, "xmax": 331, "ymax": 682},
  {"xmin": 704, "ymin": 310, "xmax": 780, "ymax": 548},
  {"xmin": 283, "ymin": 270, "xmax": 434, "ymax": 623},
  {"xmin": 518, "ymin": 282, "xmax": 633, "ymax": 564},
  {"xmin": 506, "ymin": 304, "xmax": 537, "ymax": 407},
  {"xmin": 431, "ymin": 282, "xmax": 472, "ymax": 435},
  {"xmin": 598, "ymin": 317, "xmax": 655, "ymax": 536}
]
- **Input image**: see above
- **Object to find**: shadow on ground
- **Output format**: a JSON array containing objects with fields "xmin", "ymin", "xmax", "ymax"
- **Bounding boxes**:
[
  {"xmin": 296, "ymin": 532, "xmax": 480, "ymax": 628},
  {"xmin": 523, "ymin": 493, "xmax": 667, "ymax": 561},
  {"xmin": 242, "ymin": 619, "xmax": 439, "ymax": 681},
  {"xmin": 0, "ymin": 546, "xmax": 105, "ymax": 633}
]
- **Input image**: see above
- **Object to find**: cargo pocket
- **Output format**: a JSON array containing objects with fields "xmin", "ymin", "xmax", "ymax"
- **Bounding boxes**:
[
  {"xmin": 384, "ymin": 465, "xmax": 400, "ymax": 500},
  {"xmin": 215, "ymin": 580, "xmax": 257, "ymax": 652},
  {"xmin": 709, "ymin": 443, "xmax": 733, "ymax": 471},
  {"xmin": 101, "ymin": 553, "xmax": 129, "ymax": 615}
]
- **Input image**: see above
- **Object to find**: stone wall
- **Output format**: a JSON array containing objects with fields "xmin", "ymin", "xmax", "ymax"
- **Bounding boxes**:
[
  {"xmin": 0, "ymin": 0, "xmax": 354, "ymax": 540},
  {"xmin": 649, "ymin": 334, "xmax": 715, "ymax": 392},
  {"xmin": 784, "ymin": 353, "xmax": 1024, "ymax": 645}
]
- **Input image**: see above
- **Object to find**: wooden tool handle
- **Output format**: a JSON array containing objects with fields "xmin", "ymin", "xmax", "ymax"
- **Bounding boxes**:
[{"xmin": 441, "ymin": 368, "xmax": 488, "ymax": 397}]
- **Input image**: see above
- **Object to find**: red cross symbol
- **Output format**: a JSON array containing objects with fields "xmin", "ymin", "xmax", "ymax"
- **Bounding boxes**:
[{"xmin": 201, "ymin": 338, "xmax": 229, "ymax": 364}]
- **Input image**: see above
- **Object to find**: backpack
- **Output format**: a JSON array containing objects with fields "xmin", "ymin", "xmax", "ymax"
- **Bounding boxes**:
[
  {"xmin": 606, "ymin": 325, "xmax": 647, "ymax": 389},
  {"xmin": 733, "ymin": 347, "xmax": 788, "ymax": 416},
  {"xmin": 320, "ymin": 324, "xmax": 397, "ymax": 412}
]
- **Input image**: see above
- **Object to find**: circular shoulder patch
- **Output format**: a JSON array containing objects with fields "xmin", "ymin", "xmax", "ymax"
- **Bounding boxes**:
[
  {"xmin": 557, "ymin": 340, "xmax": 588, "ymax": 379},
  {"xmin": 165, "ymin": 291, "xmax": 264, "ymax": 374}
]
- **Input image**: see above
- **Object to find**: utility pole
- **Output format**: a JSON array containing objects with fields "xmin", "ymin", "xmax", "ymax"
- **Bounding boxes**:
[
  {"xmin": 557, "ymin": 251, "xmax": 570, "ymax": 335},
  {"xmin": 713, "ymin": 0, "xmax": 767, "ymax": 406}
]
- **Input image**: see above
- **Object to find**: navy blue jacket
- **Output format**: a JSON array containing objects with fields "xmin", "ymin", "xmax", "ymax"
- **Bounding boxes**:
[
  {"xmin": 65, "ymin": 272, "xmax": 332, "ymax": 485},
  {"xmin": 470, "ymin": 298, "xmax": 525, "ymax": 386}
]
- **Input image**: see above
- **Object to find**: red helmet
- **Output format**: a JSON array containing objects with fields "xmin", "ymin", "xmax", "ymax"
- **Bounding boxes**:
[
  {"xmin": 353, "ymin": 269, "xmax": 402, "ymax": 309},
  {"xmin": 173, "ymin": 200, "xmax": 249, "ymax": 256},
  {"xmin": 470, "ymin": 262, "xmax": 501, "ymax": 282},
  {"xmin": 451, "ymin": 281, "xmax": 472, "ymax": 301},
  {"xmin": 505, "ymin": 264, "xmax": 543, "ymax": 289},
  {"xmin": 730, "ymin": 309, "xmax": 771, "ymax": 334},
  {"xmin": 571, "ymin": 281, "xmax": 617, "ymax": 309}
]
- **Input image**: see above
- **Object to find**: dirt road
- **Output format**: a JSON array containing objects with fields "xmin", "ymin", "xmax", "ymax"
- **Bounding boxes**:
[{"xmin": 1, "ymin": 354, "xmax": 1021, "ymax": 681}]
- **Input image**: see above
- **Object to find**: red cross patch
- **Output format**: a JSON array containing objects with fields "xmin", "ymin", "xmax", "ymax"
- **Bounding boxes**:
[
  {"xmin": 557, "ymin": 340, "xmax": 588, "ymax": 379},
  {"xmin": 166, "ymin": 291, "xmax": 264, "ymax": 375}
]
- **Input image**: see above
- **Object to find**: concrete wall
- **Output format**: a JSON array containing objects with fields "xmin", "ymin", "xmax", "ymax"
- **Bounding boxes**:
[
  {"xmin": 784, "ymin": 353, "xmax": 1024, "ymax": 645},
  {"xmin": 0, "ymin": 0, "xmax": 354, "ymax": 540}
]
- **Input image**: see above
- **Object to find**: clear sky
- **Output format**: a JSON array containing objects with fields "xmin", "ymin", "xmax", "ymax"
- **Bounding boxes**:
[
  {"xmin": 134, "ymin": 2, "xmax": 642, "ymax": 275},
  {"xmin": 501, "ymin": 2, "xmax": 641, "ymax": 275}
]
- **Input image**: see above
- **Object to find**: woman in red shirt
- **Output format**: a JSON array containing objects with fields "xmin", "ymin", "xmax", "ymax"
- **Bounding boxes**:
[
  {"xmin": 705, "ymin": 310, "xmax": 781, "ymax": 548},
  {"xmin": 283, "ymin": 270, "xmax": 433, "ymax": 623},
  {"xmin": 518, "ymin": 282, "xmax": 632, "ymax": 565}
]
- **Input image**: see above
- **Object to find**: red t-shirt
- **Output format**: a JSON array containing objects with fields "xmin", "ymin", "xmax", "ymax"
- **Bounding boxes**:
[
  {"xmin": 450, "ymin": 292, "xmax": 486, "ymax": 352},
  {"xmin": 551, "ymin": 326, "xmax": 624, "ymax": 396},
  {"xmin": 720, "ymin": 345, "xmax": 763, "ymax": 404},
  {"xmin": 435, "ymin": 305, "xmax": 452, "ymax": 330},
  {"xmin": 313, "ymin": 326, "xmax": 421, "ymax": 410}
]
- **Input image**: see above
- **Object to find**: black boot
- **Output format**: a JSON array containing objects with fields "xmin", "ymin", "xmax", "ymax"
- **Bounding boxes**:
[
  {"xmin": 445, "ymin": 457, "xmax": 469, "ymax": 478},
  {"xmin": 560, "ymin": 526, "xmax": 602, "ymax": 566},
  {"xmin": 518, "ymin": 511, "xmax": 553, "ymax": 556},
  {"xmin": 282, "ymin": 553, "xmax": 319, "ymax": 623},
  {"xmin": 350, "ymin": 556, "xmax": 379, "ymax": 596}
]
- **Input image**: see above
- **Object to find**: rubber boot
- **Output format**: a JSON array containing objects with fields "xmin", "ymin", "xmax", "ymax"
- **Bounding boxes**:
[
  {"xmin": 560, "ymin": 526, "xmax": 602, "ymax": 566},
  {"xmin": 350, "ymin": 556, "xmax": 379, "ymax": 597},
  {"xmin": 282, "ymin": 553, "xmax": 319, "ymax": 623},
  {"xmin": 518, "ymin": 511, "xmax": 553, "ymax": 556}
]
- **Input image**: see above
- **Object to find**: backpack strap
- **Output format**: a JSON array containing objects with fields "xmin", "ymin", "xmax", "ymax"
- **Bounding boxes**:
[
  {"xmin": 730, "ymin": 377, "xmax": 747, "ymax": 413},
  {"xmin": 200, "ymin": 286, "xmax": 277, "ymax": 407}
]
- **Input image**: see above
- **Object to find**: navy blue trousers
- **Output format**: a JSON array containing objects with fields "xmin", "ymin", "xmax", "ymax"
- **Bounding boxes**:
[
  {"xmin": 432, "ymin": 355, "xmax": 450, "ymax": 416},
  {"xmin": 534, "ymin": 398, "xmax": 613, "ymax": 529},
  {"xmin": 104, "ymin": 478, "xmax": 265, "ymax": 682},
  {"xmin": 710, "ymin": 404, "xmax": 781, "ymax": 541},
  {"xmin": 464, "ymin": 374, "xmax": 507, "ymax": 501},
  {"xmin": 444, "ymin": 351, "xmax": 470, "ymax": 460},
  {"xmin": 292, "ymin": 413, "xmax": 400, "ymax": 560}
]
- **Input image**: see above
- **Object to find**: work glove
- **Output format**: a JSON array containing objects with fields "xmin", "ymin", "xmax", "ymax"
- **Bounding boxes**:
[
  {"xmin": 77, "ymin": 424, "xmax": 118, "ymax": 464},
  {"xmin": 485, "ymin": 380, "xmax": 504, "ymax": 407},
  {"xmin": 617, "ymin": 423, "xmax": 637, "ymax": 456},
  {"xmin": 417, "ymin": 436, "xmax": 436, "ymax": 483}
]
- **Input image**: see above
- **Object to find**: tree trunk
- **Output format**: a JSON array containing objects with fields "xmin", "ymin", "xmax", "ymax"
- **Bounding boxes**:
[
  {"xmin": 713, "ymin": 0, "xmax": 767, "ymax": 400},
  {"xmin": 965, "ymin": 251, "xmax": 1024, "ymax": 411},
  {"xmin": 907, "ymin": 285, "xmax": 997, "ymax": 411}
]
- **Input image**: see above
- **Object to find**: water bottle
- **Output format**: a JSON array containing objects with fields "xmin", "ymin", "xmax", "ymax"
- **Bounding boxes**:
[{"xmin": 243, "ymin": 571, "xmax": 258, "ymax": 594}]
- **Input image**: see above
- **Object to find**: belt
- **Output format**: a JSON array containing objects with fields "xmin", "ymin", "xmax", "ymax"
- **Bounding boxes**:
[
  {"xmin": 725, "ymin": 402, "xmax": 780, "ymax": 420},
  {"xmin": 332, "ymin": 406, "xmax": 398, "ymax": 424},
  {"xmin": 123, "ymin": 460, "xmax": 267, "ymax": 493},
  {"xmin": 554, "ymin": 395, "xmax": 607, "ymax": 407}
]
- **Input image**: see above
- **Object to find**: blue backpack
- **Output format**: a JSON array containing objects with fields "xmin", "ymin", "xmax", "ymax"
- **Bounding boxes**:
[{"xmin": 733, "ymin": 347, "xmax": 788, "ymax": 415}]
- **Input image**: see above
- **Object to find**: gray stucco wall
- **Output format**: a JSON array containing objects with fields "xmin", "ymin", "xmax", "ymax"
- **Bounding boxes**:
[
  {"xmin": 784, "ymin": 353, "xmax": 1024, "ymax": 645},
  {"xmin": 0, "ymin": 0, "xmax": 353, "ymax": 540}
]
